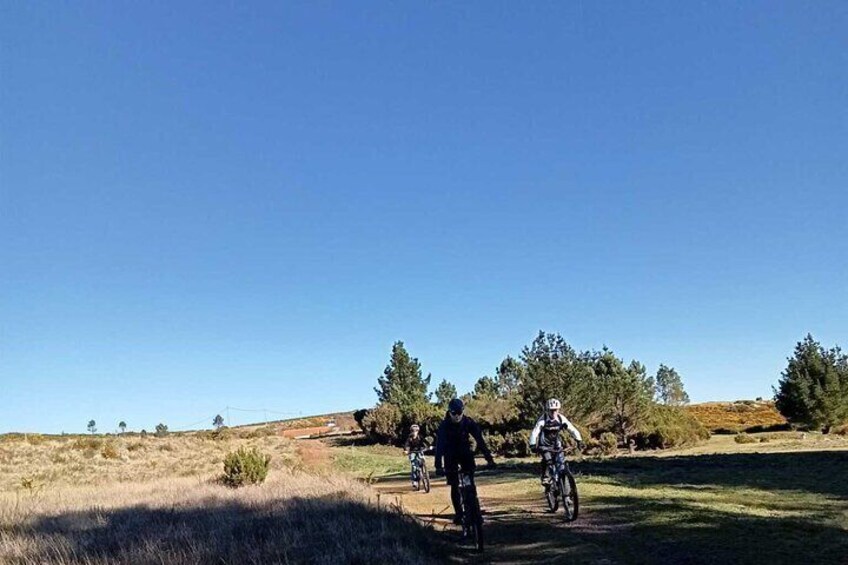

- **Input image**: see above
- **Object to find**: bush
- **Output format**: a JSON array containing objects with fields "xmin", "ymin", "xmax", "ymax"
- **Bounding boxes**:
[
  {"xmin": 127, "ymin": 441, "xmax": 145, "ymax": 452},
  {"xmin": 734, "ymin": 432, "xmax": 757, "ymax": 444},
  {"xmin": 222, "ymin": 447, "xmax": 271, "ymax": 487},
  {"xmin": 831, "ymin": 423, "xmax": 848, "ymax": 436},
  {"xmin": 362, "ymin": 403, "xmax": 402, "ymax": 444},
  {"xmin": 72, "ymin": 437, "xmax": 102, "ymax": 451},
  {"xmin": 634, "ymin": 405, "xmax": 710, "ymax": 449},
  {"xmin": 502, "ymin": 430, "xmax": 531, "ymax": 457},
  {"xmin": 598, "ymin": 432, "xmax": 618, "ymax": 455},
  {"xmin": 482, "ymin": 432, "xmax": 505, "ymax": 456},
  {"xmin": 353, "ymin": 409, "xmax": 370, "ymax": 431},
  {"xmin": 101, "ymin": 442, "xmax": 120, "ymax": 459}
]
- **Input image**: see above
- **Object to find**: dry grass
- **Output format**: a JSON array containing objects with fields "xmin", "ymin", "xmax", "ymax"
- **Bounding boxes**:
[
  {"xmin": 0, "ymin": 434, "xmax": 442, "ymax": 564},
  {"xmin": 0, "ymin": 434, "xmax": 298, "ymax": 492},
  {"xmin": 686, "ymin": 400, "xmax": 787, "ymax": 433},
  {"xmin": 0, "ymin": 471, "xmax": 441, "ymax": 564}
]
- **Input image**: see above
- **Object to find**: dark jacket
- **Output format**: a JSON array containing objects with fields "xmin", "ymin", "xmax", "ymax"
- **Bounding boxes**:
[
  {"xmin": 434, "ymin": 414, "xmax": 494, "ymax": 469},
  {"xmin": 404, "ymin": 434, "xmax": 429, "ymax": 452}
]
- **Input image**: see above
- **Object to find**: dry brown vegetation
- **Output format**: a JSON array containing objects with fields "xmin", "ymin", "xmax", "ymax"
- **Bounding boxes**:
[
  {"xmin": 0, "ymin": 433, "xmax": 442, "ymax": 564},
  {"xmin": 0, "ymin": 433, "xmax": 297, "ymax": 492},
  {"xmin": 686, "ymin": 400, "xmax": 787, "ymax": 433}
]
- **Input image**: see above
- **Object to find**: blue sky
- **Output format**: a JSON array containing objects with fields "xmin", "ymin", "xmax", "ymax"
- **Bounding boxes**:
[{"xmin": 2, "ymin": 2, "xmax": 846, "ymax": 434}]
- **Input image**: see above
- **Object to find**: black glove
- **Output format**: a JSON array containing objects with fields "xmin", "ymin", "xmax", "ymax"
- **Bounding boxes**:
[{"xmin": 435, "ymin": 468, "xmax": 445, "ymax": 477}]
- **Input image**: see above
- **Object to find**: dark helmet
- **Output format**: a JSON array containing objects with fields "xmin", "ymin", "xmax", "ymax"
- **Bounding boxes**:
[{"xmin": 448, "ymin": 398, "xmax": 464, "ymax": 415}]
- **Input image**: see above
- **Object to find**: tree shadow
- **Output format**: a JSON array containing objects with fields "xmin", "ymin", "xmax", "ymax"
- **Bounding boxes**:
[
  {"xmin": 501, "ymin": 450, "xmax": 848, "ymax": 499},
  {"xmin": 386, "ymin": 449, "xmax": 848, "ymax": 564},
  {"xmin": 4, "ymin": 494, "xmax": 450, "ymax": 565}
]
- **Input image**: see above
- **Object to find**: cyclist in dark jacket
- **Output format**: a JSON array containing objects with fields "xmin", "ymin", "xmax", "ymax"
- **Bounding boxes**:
[
  {"xmin": 403, "ymin": 424, "xmax": 430, "ymax": 489},
  {"xmin": 435, "ymin": 398, "xmax": 496, "ymax": 524}
]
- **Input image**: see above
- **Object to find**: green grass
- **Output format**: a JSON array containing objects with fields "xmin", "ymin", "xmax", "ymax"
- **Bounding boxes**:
[
  {"xmin": 331, "ymin": 445, "xmax": 409, "ymax": 479},
  {"xmin": 483, "ymin": 450, "xmax": 848, "ymax": 564}
]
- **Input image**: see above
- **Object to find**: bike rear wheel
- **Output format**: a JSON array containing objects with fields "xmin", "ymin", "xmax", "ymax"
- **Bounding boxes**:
[{"xmin": 560, "ymin": 473, "xmax": 579, "ymax": 522}]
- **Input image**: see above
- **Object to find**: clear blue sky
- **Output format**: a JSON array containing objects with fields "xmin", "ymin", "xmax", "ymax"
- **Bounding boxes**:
[{"xmin": 2, "ymin": 2, "xmax": 846, "ymax": 434}]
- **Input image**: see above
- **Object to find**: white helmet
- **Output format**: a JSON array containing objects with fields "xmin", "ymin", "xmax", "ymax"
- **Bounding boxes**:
[
  {"xmin": 546, "ymin": 398, "xmax": 561, "ymax": 411},
  {"xmin": 410, "ymin": 424, "xmax": 420, "ymax": 432}
]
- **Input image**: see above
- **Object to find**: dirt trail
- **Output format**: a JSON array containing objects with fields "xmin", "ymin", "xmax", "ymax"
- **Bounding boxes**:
[{"xmin": 372, "ymin": 467, "xmax": 614, "ymax": 564}]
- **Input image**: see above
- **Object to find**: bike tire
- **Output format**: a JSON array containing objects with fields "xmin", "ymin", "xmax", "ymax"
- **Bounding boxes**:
[
  {"xmin": 466, "ymin": 490, "xmax": 484, "ymax": 553},
  {"xmin": 422, "ymin": 465, "xmax": 430, "ymax": 493},
  {"xmin": 545, "ymin": 481, "xmax": 558, "ymax": 512},
  {"xmin": 560, "ymin": 473, "xmax": 579, "ymax": 522}
]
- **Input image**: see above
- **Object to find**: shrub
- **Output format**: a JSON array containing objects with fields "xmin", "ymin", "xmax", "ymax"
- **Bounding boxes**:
[
  {"xmin": 222, "ymin": 447, "xmax": 271, "ymax": 487},
  {"xmin": 502, "ymin": 430, "xmax": 531, "ymax": 457},
  {"xmin": 464, "ymin": 395, "xmax": 522, "ymax": 436},
  {"xmin": 101, "ymin": 442, "xmax": 120, "ymax": 459},
  {"xmin": 598, "ymin": 432, "xmax": 618, "ymax": 455},
  {"xmin": 734, "ymin": 432, "xmax": 757, "ymax": 444},
  {"xmin": 127, "ymin": 441, "xmax": 145, "ymax": 452},
  {"xmin": 155, "ymin": 423, "xmax": 169, "ymax": 438},
  {"xmin": 353, "ymin": 409, "xmax": 370, "ymax": 431},
  {"xmin": 361, "ymin": 403, "xmax": 402, "ymax": 444},
  {"xmin": 72, "ymin": 437, "xmax": 102, "ymax": 451},
  {"xmin": 634, "ymin": 405, "xmax": 710, "ymax": 449},
  {"xmin": 831, "ymin": 423, "xmax": 848, "ymax": 436},
  {"xmin": 482, "ymin": 432, "xmax": 505, "ymax": 456}
]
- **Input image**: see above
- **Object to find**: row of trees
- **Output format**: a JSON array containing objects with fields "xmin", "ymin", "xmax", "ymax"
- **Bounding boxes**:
[
  {"xmin": 358, "ymin": 332, "xmax": 707, "ymax": 452},
  {"xmin": 775, "ymin": 334, "xmax": 848, "ymax": 433},
  {"xmin": 86, "ymin": 420, "xmax": 169, "ymax": 437}
]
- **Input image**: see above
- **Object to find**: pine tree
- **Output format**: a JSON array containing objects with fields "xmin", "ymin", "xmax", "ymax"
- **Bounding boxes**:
[
  {"xmin": 434, "ymin": 379, "xmax": 458, "ymax": 409},
  {"xmin": 775, "ymin": 335, "xmax": 848, "ymax": 432},
  {"xmin": 374, "ymin": 341, "xmax": 431, "ymax": 411},
  {"xmin": 655, "ymin": 364, "xmax": 690, "ymax": 406}
]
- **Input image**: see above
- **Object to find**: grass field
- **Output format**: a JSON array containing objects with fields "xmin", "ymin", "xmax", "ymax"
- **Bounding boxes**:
[
  {"xmin": 2, "ymin": 429, "xmax": 847, "ymax": 564},
  {"xmin": 0, "ymin": 433, "xmax": 441, "ymax": 564},
  {"xmin": 329, "ymin": 433, "xmax": 848, "ymax": 564}
]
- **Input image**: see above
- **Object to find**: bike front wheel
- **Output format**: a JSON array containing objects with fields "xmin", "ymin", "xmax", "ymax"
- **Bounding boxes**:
[
  {"xmin": 560, "ymin": 473, "xmax": 579, "ymax": 522},
  {"xmin": 422, "ymin": 464, "xmax": 430, "ymax": 493},
  {"xmin": 544, "ymin": 478, "xmax": 558, "ymax": 512}
]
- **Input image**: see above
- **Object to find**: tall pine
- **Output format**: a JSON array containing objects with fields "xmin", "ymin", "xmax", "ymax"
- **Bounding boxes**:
[
  {"xmin": 375, "ymin": 341, "xmax": 431, "ymax": 411},
  {"xmin": 775, "ymin": 334, "xmax": 848, "ymax": 432}
]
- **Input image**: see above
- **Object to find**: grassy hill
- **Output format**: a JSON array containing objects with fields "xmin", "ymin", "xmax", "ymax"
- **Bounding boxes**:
[{"xmin": 686, "ymin": 400, "xmax": 787, "ymax": 433}]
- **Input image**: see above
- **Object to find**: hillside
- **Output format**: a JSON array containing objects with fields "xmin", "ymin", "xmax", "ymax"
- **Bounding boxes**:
[{"xmin": 686, "ymin": 400, "xmax": 787, "ymax": 433}]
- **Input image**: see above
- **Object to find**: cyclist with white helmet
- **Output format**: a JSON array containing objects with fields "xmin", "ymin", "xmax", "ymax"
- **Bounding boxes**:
[
  {"xmin": 529, "ymin": 398, "xmax": 585, "ymax": 485},
  {"xmin": 403, "ymin": 424, "xmax": 429, "ymax": 489}
]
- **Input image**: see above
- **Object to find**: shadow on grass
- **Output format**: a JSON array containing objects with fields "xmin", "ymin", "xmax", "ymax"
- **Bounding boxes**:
[
  {"xmin": 3, "ymin": 494, "xmax": 448, "ymax": 565},
  {"xmin": 498, "ymin": 450, "xmax": 848, "ymax": 499},
  {"xmin": 398, "ymin": 450, "xmax": 848, "ymax": 564}
]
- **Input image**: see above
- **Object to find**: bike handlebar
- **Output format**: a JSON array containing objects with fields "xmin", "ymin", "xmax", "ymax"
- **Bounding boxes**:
[{"xmin": 536, "ymin": 446, "xmax": 576, "ymax": 454}]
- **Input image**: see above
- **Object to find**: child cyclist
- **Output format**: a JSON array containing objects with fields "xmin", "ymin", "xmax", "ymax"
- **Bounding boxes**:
[{"xmin": 403, "ymin": 424, "xmax": 430, "ymax": 489}]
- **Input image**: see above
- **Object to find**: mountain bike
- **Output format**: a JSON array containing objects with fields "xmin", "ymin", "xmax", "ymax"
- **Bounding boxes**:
[
  {"xmin": 458, "ymin": 471, "xmax": 484, "ymax": 553},
  {"xmin": 410, "ymin": 450, "xmax": 430, "ymax": 493},
  {"xmin": 538, "ymin": 446, "xmax": 579, "ymax": 521}
]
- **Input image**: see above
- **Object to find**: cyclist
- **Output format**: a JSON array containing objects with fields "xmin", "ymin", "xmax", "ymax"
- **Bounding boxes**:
[
  {"xmin": 529, "ymin": 398, "xmax": 584, "ymax": 486},
  {"xmin": 434, "ymin": 398, "xmax": 496, "ymax": 525},
  {"xmin": 403, "ymin": 424, "xmax": 429, "ymax": 489}
]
